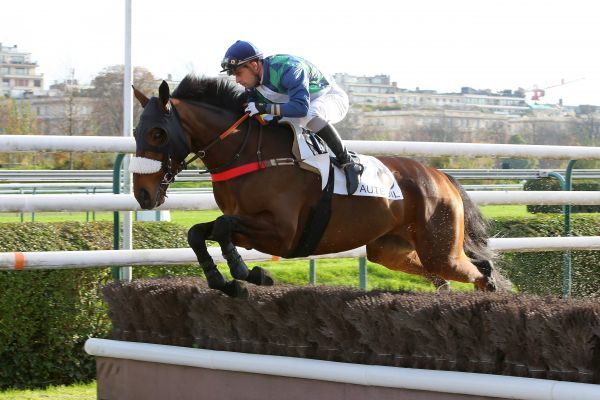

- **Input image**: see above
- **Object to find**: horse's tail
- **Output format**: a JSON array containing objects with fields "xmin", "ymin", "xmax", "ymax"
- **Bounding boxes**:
[{"xmin": 444, "ymin": 173, "xmax": 494, "ymax": 262}]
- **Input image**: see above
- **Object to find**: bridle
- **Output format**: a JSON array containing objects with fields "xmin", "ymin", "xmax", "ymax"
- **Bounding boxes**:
[{"xmin": 157, "ymin": 104, "xmax": 254, "ymax": 188}]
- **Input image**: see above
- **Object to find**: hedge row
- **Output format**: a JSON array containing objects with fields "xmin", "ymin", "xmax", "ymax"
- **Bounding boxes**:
[
  {"xmin": 525, "ymin": 178, "xmax": 600, "ymax": 213},
  {"xmin": 0, "ymin": 222, "xmax": 197, "ymax": 390},
  {"xmin": 0, "ymin": 217, "xmax": 599, "ymax": 389},
  {"xmin": 489, "ymin": 214, "xmax": 600, "ymax": 297}
]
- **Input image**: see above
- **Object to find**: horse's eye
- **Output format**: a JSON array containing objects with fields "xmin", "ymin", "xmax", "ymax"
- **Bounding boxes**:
[{"xmin": 145, "ymin": 128, "xmax": 168, "ymax": 146}]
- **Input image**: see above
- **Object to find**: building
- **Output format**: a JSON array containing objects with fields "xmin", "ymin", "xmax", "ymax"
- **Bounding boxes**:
[
  {"xmin": 332, "ymin": 73, "xmax": 529, "ymax": 115},
  {"xmin": 0, "ymin": 43, "xmax": 44, "ymax": 97},
  {"xmin": 28, "ymin": 95, "xmax": 98, "ymax": 135}
]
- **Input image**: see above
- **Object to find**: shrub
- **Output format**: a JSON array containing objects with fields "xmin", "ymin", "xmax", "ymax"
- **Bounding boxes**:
[
  {"xmin": 524, "ymin": 178, "xmax": 600, "ymax": 213},
  {"xmin": 0, "ymin": 222, "xmax": 197, "ymax": 389},
  {"xmin": 490, "ymin": 214, "xmax": 600, "ymax": 297}
]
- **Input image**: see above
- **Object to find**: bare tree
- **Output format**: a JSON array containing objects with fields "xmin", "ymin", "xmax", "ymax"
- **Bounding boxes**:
[{"xmin": 88, "ymin": 65, "xmax": 157, "ymax": 136}]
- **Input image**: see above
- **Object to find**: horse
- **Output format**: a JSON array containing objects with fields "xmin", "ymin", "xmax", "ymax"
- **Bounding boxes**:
[{"xmin": 130, "ymin": 75, "xmax": 505, "ymax": 298}]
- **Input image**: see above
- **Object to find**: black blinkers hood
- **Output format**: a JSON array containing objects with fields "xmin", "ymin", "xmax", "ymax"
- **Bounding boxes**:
[{"xmin": 134, "ymin": 97, "xmax": 190, "ymax": 161}]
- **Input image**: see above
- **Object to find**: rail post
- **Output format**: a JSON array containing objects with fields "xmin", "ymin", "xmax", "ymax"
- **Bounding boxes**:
[
  {"xmin": 359, "ymin": 257, "xmax": 367, "ymax": 290},
  {"xmin": 112, "ymin": 153, "xmax": 125, "ymax": 280},
  {"xmin": 309, "ymin": 259, "xmax": 316, "ymax": 285},
  {"xmin": 547, "ymin": 159, "xmax": 576, "ymax": 297}
]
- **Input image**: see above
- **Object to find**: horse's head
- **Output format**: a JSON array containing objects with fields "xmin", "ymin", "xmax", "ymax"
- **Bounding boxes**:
[{"xmin": 130, "ymin": 81, "xmax": 190, "ymax": 209}]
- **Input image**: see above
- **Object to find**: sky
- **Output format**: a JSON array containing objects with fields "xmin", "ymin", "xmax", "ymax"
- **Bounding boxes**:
[{"xmin": 2, "ymin": 0, "xmax": 600, "ymax": 106}]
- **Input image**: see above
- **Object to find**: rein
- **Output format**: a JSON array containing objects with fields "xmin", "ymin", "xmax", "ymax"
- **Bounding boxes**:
[
  {"xmin": 182, "ymin": 113, "xmax": 250, "ymax": 168},
  {"xmin": 158, "ymin": 110, "xmax": 251, "ymax": 188},
  {"xmin": 162, "ymin": 103, "xmax": 297, "ymax": 185}
]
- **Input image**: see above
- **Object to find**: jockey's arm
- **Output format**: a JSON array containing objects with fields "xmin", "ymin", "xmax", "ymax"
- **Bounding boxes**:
[{"xmin": 262, "ymin": 66, "xmax": 310, "ymax": 118}]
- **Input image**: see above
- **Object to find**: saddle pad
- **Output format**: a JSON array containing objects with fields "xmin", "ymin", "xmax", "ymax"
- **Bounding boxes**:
[{"xmin": 283, "ymin": 120, "xmax": 403, "ymax": 200}]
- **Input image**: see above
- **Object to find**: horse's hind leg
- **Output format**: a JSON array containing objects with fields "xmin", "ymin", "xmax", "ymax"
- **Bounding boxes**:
[
  {"xmin": 413, "ymin": 232, "xmax": 495, "ymax": 291},
  {"xmin": 188, "ymin": 221, "xmax": 248, "ymax": 298},
  {"xmin": 403, "ymin": 187, "xmax": 496, "ymax": 291},
  {"xmin": 366, "ymin": 235, "xmax": 449, "ymax": 291},
  {"xmin": 436, "ymin": 256, "xmax": 496, "ymax": 291}
]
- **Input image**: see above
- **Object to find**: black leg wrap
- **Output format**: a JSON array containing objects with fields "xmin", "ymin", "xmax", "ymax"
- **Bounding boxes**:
[
  {"xmin": 200, "ymin": 261, "xmax": 226, "ymax": 290},
  {"xmin": 187, "ymin": 222, "xmax": 214, "ymax": 262},
  {"xmin": 246, "ymin": 266, "xmax": 274, "ymax": 286},
  {"xmin": 222, "ymin": 280, "xmax": 249, "ymax": 299},
  {"xmin": 222, "ymin": 243, "xmax": 249, "ymax": 280}
]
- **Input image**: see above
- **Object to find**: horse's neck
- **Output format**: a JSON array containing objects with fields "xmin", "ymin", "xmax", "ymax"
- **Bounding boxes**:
[{"xmin": 176, "ymin": 100, "xmax": 293, "ymax": 169}]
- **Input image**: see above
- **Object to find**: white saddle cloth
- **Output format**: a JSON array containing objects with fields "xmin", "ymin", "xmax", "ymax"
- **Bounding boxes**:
[{"xmin": 284, "ymin": 120, "xmax": 403, "ymax": 200}]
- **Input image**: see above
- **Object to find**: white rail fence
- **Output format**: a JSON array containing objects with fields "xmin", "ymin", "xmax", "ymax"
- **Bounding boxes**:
[
  {"xmin": 3, "ymin": 236, "xmax": 600, "ymax": 270},
  {"xmin": 1, "ymin": 134, "xmax": 600, "ymax": 270},
  {"xmin": 84, "ymin": 338, "xmax": 600, "ymax": 400},
  {"xmin": 5, "ymin": 135, "xmax": 600, "ymax": 159},
  {"xmin": 1, "ymin": 190, "xmax": 600, "ymax": 213}
]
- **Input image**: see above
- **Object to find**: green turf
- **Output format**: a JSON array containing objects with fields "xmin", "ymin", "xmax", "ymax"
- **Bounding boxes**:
[
  {"xmin": 479, "ymin": 205, "xmax": 529, "ymax": 218},
  {"xmin": 0, "ymin": 382, "xmax": 96, "ymax": 400},
  {"xmin": 256, "ymin": 257, "xmax": 473, "ymax": 292}
]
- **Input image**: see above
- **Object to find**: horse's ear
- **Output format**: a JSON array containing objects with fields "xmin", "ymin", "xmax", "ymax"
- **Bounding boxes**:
[
  {"xmin": 159, "ymin": 80, "xmax": 170, "ymax": 109},
  {"xmin": 132, "ymin": 85, "xmax": 149, "ymax": 107}
]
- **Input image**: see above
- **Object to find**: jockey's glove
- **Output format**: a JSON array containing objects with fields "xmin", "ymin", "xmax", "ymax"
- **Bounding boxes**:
[{"xmin": 244, "ymin": 102, "xmax": 266, "ymax": 116}]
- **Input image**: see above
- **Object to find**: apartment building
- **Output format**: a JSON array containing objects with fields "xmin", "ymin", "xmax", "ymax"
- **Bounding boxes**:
[
  {"xmin": 0, "ymin": 43, "xmax": 44, "ymax": 97},
  {"xmin": 332, "ymin": 73, "xmax": 529, "ymax": 115}
]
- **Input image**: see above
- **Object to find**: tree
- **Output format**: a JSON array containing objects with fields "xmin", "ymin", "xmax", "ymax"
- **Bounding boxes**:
[
  {"xmin": 0, "ymin": 99, "xmax": 37, "ymax": 167},
  {"xmin": 0, "ymin": 98, "xmax": 36, "ymax": 135},
  {"xmin": 501, "ymin": 134, "xmax": 537, "ymax": 169},
  {"xmin": 87, "ymin": 65, "xmax": 157, "ymax": 136}
]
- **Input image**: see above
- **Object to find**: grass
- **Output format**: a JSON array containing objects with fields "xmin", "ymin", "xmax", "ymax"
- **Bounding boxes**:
[
  {"xmin": 479, "ymin": 204, "xmax": 529, "ymax": 218},
  {"xmin": 0, "ymin": 209, "xmax": 221, "ymax": 227},
  {"xmin": 250, "ymin": 257, "xmax": 474, "ymax": 292},
  {"xmin": 0, "ymin": 382, "xmax": 96, "ymax": 400}
]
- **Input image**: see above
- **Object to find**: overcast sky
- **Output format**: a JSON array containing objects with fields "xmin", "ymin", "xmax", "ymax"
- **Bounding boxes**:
[{"xmin": 3, "ymin": 0, "xmax": 599, "ymax": 106}]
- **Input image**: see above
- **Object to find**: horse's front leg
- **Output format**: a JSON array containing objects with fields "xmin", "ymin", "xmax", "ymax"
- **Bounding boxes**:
[
  {"xmin": 211, "ymin": 215, "xmax": 274, "ymax": 287},
  {"xmin": 187, "ymin": 221, "xmax": 248, "ymax": 298}
]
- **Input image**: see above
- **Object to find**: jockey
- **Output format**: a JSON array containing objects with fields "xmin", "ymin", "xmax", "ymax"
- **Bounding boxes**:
[{"xmin": 220, "ymin": 40, "xmax": 363, "ymax": 194}]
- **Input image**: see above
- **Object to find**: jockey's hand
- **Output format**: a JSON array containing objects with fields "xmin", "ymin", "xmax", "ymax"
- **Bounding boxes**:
[
  {"xmin": 244, "ymin": 102, "xmax": 266, "ymax": 116},
  {"xmin": 244, "ymin": 102, "xmax": 260, "ymax": 116}
]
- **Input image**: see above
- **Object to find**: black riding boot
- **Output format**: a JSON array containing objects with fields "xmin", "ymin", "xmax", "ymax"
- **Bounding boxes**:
[{"xmin": 316, "ymin": 123, "xmax": 364, "ymax": 194}]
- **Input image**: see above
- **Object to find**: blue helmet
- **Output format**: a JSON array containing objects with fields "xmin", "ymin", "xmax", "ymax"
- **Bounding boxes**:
[{"xmin": 220, "ymin": 40, "xmax": 263, "ymax": 75}]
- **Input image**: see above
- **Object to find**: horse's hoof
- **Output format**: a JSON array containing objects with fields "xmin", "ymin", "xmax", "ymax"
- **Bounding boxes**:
[
  {"xmin": 246, "ymin": 266, "xmax": 274, "ymax": 286},
  {"xmin": 436, "ymin": 282, "xmax": 451, "ymax": 293},
  {"xmin": 475, "ymin": 276, "xmax": 497, "ymax": 292},
  {"xmin": 222, "ymin": 280, "xmax": 249, "ymax": 299},
  {"xmin": 485, "ymin": 277, "xmax": 497, "ymax": 292}
]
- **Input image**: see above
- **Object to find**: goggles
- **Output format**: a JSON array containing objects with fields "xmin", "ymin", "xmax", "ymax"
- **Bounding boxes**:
[{"xmin": 220, "ymin": 54, "xmax": 262, "ymax": 75}]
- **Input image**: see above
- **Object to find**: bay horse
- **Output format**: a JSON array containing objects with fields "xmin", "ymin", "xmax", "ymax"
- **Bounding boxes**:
[{"xmin": 131, "ymin": 75, "xmax": 504, "ymax": 298}]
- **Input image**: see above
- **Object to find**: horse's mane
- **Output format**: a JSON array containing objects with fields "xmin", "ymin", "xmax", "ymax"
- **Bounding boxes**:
[{"xmin": 171, "ymin": 75, "xmax": 246, "ymax": 113}]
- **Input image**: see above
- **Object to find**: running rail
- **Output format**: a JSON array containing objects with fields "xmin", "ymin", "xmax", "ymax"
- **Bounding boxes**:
[
  {"xmin": 84, "ymin": 338, "xmax": 600, "ymax": 400},
  {"xmin": 2, "ymin": 237, "xmax": 600, "ymax": 270}
]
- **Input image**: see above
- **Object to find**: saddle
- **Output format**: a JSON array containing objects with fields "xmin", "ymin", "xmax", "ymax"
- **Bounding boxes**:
[{"xmin": 281, "ymin": 119, "xmax": 403, "ymax": 200}]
